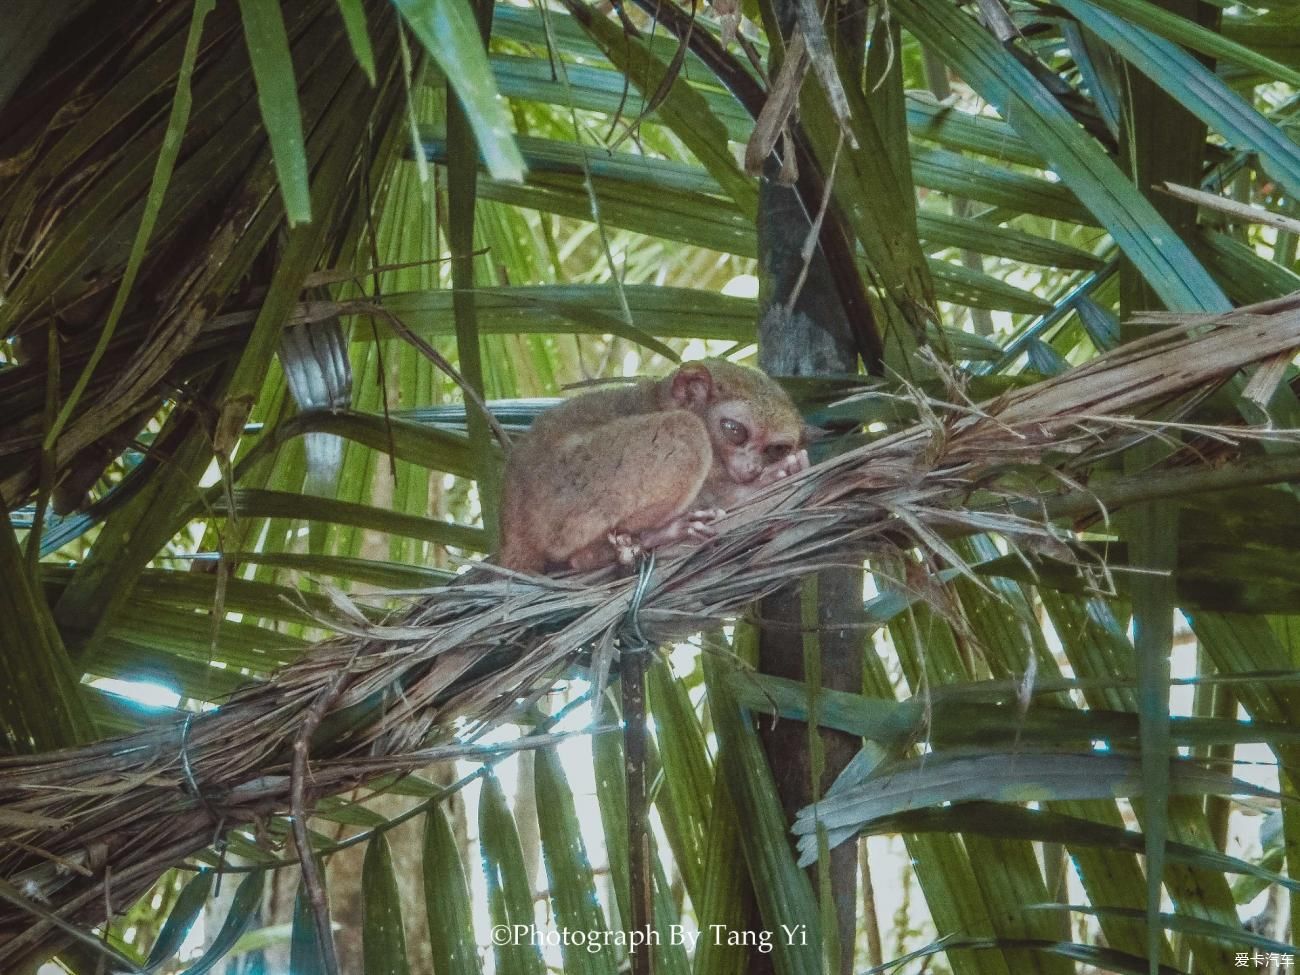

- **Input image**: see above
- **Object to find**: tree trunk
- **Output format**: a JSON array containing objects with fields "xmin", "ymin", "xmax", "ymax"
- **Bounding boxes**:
[{"xmin": 750, "ymin": 1, "xmax": 868, "ymax": 962}]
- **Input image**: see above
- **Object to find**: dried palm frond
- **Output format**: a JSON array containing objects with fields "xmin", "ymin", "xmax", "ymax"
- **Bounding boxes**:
[
  {"xmin": 3, "ymin": 295, "xmax": 1300, "ymax": 965},
  {"xmin": 0, "ymin": 0, "xmax": 403, "ymax": 510}
]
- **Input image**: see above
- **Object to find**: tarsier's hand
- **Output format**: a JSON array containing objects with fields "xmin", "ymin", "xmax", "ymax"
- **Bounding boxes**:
[
  {"xmin": 756, "ymin": 448, "xmax": 810, "ymax": 487},
  {"xmin": 700, "ymin": 449, "xmax": 812, "ymax": 512}
]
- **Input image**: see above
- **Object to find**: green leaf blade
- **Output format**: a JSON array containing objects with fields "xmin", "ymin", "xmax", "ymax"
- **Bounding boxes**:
[
  {"xmin": 891, "ymin": 0, "xmax": 1229, "ymax": 313},
  {"xmin": 363, "ymin": 835, "xmax": 412, "ymax": 975},
  {"xmin": 394, "ymin": 0, "xmax": 526, "ymax": 182},
  {"xmin": 335, "ymin": 0, "xmax": 377, "ymax": 84},
  {"xmin": 237, "ymin": 0, "xmax": 312, "ymax": 224}
]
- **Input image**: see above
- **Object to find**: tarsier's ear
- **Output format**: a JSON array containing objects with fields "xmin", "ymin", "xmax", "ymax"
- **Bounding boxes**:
[
  {"xmin": 802, "ymin": 423, "xmax": 828, "ymax": 444},
  {"xmin": 671, "ymin": 363, "xmax": 714, "ymax": 407}
]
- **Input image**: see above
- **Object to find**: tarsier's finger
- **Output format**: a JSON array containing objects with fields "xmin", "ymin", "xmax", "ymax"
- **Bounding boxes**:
[
  {"xmin": 757, "ymin": 448, "xmax": 809, "ymax": 488},
  {"xmin": 780, "ymin": 449, "xmax": 809, "ymax": 476},
  {"xmin": 778, "ymin": 450, "xmax": 808, "ymax": 480},
  {"xmin": 688, "ymin": 508, "xmax": 727, "ymax": 523}
]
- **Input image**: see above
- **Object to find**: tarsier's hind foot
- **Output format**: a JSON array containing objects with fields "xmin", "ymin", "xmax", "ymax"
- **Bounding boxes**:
[
  {"xmin": 608, "ymin": 531, "xmax": 644, "ymax": 566},
  {"xmin": 584, "ymin": 510, "xmax": 725, "ymax": 571},
  {"xmin": 606, "ymin": 508, "xmax": 726, "ymax": 567},
  {"xmin": 684, "ymin": 507, "xmax": 727, "ymax": 540},
  {"xmin": 637, "ymin": 507, "xmax": 727, "ymax": 551}
]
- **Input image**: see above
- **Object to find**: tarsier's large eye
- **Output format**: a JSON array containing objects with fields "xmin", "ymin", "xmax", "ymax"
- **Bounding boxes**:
[
  {"xmin": 763, "ymin": 444, "xmax": 793, "ymax": 464},
  {"xmin": 719, "ymin": 418, "xmax": 749, "ymax": 445}
]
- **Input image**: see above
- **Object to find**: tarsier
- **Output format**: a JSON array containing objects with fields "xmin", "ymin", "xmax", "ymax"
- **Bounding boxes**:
[{"xmin": 498, "ymin": 359, "xmax": 812, "ymax": 573}]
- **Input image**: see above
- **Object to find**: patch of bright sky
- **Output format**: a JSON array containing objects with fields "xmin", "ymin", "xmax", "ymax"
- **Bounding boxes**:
[
  {"xmin": 87, "ymin": 677, "xmax": 181, "ymax": 710},
  {"xmin": 453, "ymin": 704, "xmax": 666, "ymax": 970},
  {"xmin": 198, "ymin": 457, "xmax": 222, "ymax": 488},
  {"xmin": 721, "ymin": 273, "xmax": 758, "ymax": 299}
]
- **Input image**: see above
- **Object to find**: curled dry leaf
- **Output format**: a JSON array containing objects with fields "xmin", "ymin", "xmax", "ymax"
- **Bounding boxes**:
[
  {"xmin": 712, "ymin": 0, "xmax": 741, "ymax": 47},
  {"xmin": 745, "ymin": 29, "xmax": 809, "ymax": 176}
]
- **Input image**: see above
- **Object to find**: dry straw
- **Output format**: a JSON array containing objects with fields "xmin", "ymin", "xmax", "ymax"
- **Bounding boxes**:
[{"xmin": 4, "ymin": 295, "xmax": 1300, "ymax": 966}]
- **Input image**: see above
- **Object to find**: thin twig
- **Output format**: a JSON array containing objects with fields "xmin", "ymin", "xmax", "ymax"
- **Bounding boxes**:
[
  {"xmin": 792, "ymin": 0, "xmax": 858, "ymax": 148},
  {"xmin": 1158, "ymin": 181, "xmax": 1300, "ymax": 236},
  {"xmin": 357, "ymin": 302, "xmax": 513, "ymax": 450},
  {"xmin": 290, "ymin": 652, "xmax": 360, "ymax": 975},
  {"xmin": 785, "ymin": 130, "xmax": 845, "ymax": 315},
  {"xmin": 623, "ymin": 555, "xmax": 655, "ymax": 975},
  {"xmin": 363, "ymin": 122, "xmax": 399, "ymax": 481}
]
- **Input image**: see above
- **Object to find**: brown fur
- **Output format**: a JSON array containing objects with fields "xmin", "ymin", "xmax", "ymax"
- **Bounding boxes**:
[{"xmin": 498, "ymin": 360, "xmax": 807, "ymax": 573}]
